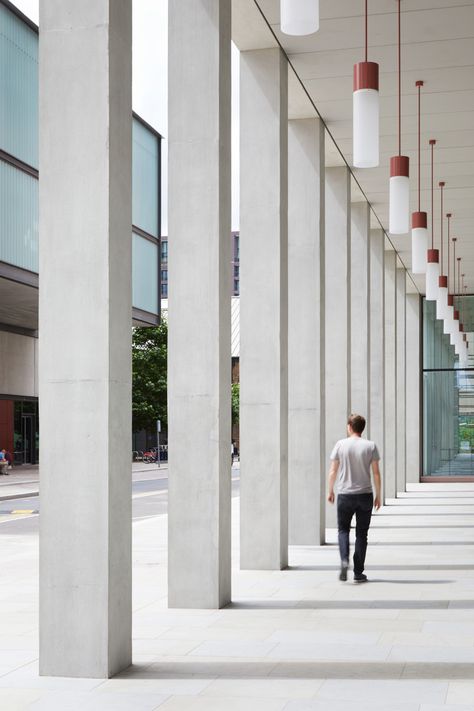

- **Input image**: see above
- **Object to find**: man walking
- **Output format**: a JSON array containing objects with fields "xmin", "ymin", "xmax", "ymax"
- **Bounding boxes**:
[{"xmin": 327, "ymin": 414, "xmax": 381, "ymax": 583}]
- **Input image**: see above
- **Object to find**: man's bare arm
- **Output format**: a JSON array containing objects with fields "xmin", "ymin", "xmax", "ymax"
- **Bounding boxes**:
[
  {"xmin": 371, "ymin": 460, "xmax": 382, "ymax": 510},
  {"xmin": 327, "ymin": 460, "xmax": 339, "ymax": 503}
]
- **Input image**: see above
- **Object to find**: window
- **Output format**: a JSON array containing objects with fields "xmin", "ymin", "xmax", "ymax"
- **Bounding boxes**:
[
  {"xmin": 132, "ymin": 233, "xmax": 158, "ymax": 314},
  {"xmin": 132, "ymin": 119, "xmax": 159, "ymax": 237},
  {"xmin": 161, "ymin": 240, "xmax": 168, "ymax": 260},
  {"xmin": 161, "ymin": 269, "xmax": 168, "ymax": 282},
  {"xmin": 0, "ymin": 161, "xmax": 38, "ymax": 271},
  {"xmin": 161, "ymin": 282, "xmax": 168, "ymax": 298},
  {"xmin": 0, "ymin": 4, "xmax": 38, "ymax": 168},
  {"xmin": 234, "ymin": 234, "xmax": 240, "ymax": 260},
  {"xmin": 234, "ymin": 279, "xmax": 239, "ymax": 295}
]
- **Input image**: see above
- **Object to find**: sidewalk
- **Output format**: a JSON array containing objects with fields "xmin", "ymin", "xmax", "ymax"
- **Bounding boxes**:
[
  {"xmin": 0, "ymin": 483, "xmax": 474, "ymax": 709},
  {"xmin": 0, "ymin": 462, "xmax": 169, "ymax": 501}
]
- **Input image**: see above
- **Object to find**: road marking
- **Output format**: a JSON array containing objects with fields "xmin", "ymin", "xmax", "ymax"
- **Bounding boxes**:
[{"xmin": 11, "ymin": 509, "xmax": 36, "ymax": 514}]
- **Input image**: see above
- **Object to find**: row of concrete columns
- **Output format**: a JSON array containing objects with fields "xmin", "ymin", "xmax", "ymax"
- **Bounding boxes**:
[
  {"xmin": 168, "ymin": 12, "xmax": 422, "ymax": 610},
  {"xmin": 38, "ymin": 0, "xmax": 422, "ymax": 679}
]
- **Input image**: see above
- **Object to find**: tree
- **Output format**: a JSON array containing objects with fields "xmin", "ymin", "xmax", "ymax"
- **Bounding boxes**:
[
  {"xmin": 231, "ymin": 382, "xmax": 239, "ymax": 426},
  {"xmin": 132, "ymin": 321, "xmax": 168, "ymax": 433}
]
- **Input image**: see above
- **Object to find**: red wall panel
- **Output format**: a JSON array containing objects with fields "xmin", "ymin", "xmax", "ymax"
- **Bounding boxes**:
[{"xmin": 0, "ymin": 400, "xmax": 14, "ymax": 455}]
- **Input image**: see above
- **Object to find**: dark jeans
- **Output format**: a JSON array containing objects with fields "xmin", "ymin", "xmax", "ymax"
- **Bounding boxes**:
[{"xmin": 337, "ymin": 493, "xmax": 373, "ymax": 576}]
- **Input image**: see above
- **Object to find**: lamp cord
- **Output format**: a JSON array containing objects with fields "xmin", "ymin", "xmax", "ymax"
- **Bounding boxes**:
[
  {"xmin": 365, "ymin": 0, "xmax": 368, "ymax": 62},
  {"xmin": 398, "ymin": 0, "xmax": 401, "ymax": 156},
  {"xmin": 418, "ymin": 84, "xmax": 421, "ymax": 211},
  {"xmin": 440, "ymin": 185, "xmax": 444, "ymax": 274}
]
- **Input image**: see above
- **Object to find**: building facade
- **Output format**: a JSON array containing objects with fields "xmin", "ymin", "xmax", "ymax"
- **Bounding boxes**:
[
  {"xmin": 0, "ymin": 0, "xmax": 161, "ymax": 461},
  {"xmin": 160, "ymin": 230, "xmax": 240, "ymax": 298}
]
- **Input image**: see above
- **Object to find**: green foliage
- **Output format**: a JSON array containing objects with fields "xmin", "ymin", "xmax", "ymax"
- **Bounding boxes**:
[
  {"xmin": 459, "ymin": 423, "xmax": 474, "ymax": 447},
  {"xmin": 231, "ymin": 382, "xmax": 239, "ymax": 426},
  {"xmin": 132, "ymin": 322, "xmax": 168, "ymax": 433}
]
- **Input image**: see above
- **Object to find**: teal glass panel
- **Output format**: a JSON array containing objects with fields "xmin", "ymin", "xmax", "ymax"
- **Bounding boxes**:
[
  {"xmin": 423, "ymin": 298, "xmax": 456, "ymax": 370},
  {"xmin": 0, "ymin": 4, "xmax": 38, "ymax": 167},
  {"xmin": 0, "ymin": 161, "xmax": 38, "ymax": 271},
  {"xmin": 132, "ymin": 119, "xmax": 159, "ymax": 237},
  {"xmin": 132, "ymin": 233, "xmax": 158, "ymax": 314},
  {"xmin": 423, "ymin": 296, "xmax": 474, "ymax": 476}
]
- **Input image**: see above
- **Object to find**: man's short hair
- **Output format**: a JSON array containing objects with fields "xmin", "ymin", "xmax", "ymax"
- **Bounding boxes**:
[{"xmin": 348, "ymin": 414, "xmax": 366, "ymax": 434}]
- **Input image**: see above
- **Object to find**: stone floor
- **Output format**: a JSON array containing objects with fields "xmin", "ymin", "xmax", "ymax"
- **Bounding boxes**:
[{"xmin": 1, "ymin": 483, "xmax": 474, "ymax": 710}]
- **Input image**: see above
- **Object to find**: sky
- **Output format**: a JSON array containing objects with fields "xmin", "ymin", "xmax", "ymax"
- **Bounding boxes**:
[{"xmin": 12, "ymin": 0, "xmax": 240, "ymax": 234}]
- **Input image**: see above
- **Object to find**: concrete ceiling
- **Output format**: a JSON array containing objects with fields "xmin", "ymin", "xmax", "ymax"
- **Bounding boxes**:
[
  {"xmin": 233, "ymin": 0, "xmax": 474, "ymax": 294},
  {"xmin": 0, "ymin": 278, "xmax": 38, "ymax": 331}
]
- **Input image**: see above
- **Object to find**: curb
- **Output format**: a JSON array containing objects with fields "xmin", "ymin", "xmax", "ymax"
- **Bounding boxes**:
[{"xmin": 0, "ymin": 491, "xmax": 39, "ymax": 502}]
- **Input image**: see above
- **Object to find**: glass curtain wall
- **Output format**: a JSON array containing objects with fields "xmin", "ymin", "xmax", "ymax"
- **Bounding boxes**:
[
  {"xmin": 423, "ymin": 297, "xmax": 474, "ymax": 477},
  {"xmin": 0, "ymin": 3, "xmax": 161, "ymax": 318}
]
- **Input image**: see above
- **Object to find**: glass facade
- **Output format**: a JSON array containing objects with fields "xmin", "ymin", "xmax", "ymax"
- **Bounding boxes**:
[
  {"xmin": 0, "ymin": 3, "xmax": 38, "ymax": 168},
  {"xmin": 13, "ymin": 399, "xmax": 39, "ymax": 464},
  {"xmin": 132, "ymin": 119, "xmax": 159, "ymax": 238},
  {"xmin": 423, "ymin": 297, "xmax": 474, "ymax": 477},
  {"xmin": 132, "ymin": 233, "xmax": 158, "ymax": 314},
  {"xmin": 0, "ymin": 160, "xmax": 38, "ymax": 271},
  {"xmin": 0, "ymin": 3, "xmax": 161, "ymax": 319}
]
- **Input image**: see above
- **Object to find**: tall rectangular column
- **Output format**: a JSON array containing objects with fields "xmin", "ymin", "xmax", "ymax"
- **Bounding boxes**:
[
  {"xmin": 369, "ymin": 229, "xmax": 385, "ymax": 471},
  {"xmin": 406, "ymin": 293, "xmax": 421, "ymax": 483},
  {"xmin": 39, "ymin": 0, "xmax": 132, "ymax": 677},
  {"xmin": 288, "ymin": 118, "xmax": 325, "ymax": 545},
  {"xmin": 396, "ymin": 268, "xmax": 407, "ymax": 494},
  {"xmin": 384, "ymin": 249, "xmax": 397, "ymax": 500},
  {"xmin": 168, "ymin": 0, "xmax": 232, "ymax": 608},
  {"xmin": 240, "ymin": 48, "xmax": 288, "ymax": 569},
  {"xmin": 350, "ymin": 202, "xmax": 370, "ymax": 418},
  {"xmin": 325, "ymin": 167, "xmax": 350, "ymax": 527}
]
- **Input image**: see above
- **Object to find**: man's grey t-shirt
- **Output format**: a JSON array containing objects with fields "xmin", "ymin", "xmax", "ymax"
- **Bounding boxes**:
[{"xmin": 330, "ymin": 437, "xmax": 380, "ymax": 494}]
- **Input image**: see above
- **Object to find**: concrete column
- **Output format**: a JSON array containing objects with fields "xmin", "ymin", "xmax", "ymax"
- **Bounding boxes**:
[
  {"xmin": 350, "ymin": 202, "xmax": 370, "ymax": 418},
  {"xmin": 39, "ymin": 0, "xmax": 132, "ymax": 677},
  {"xmin": 168, "ymin": 0, "xmax": 232, "ymax": 608},
  {"xmin": 325, "ymin": 167, "xmax": 351, "ymax": 527},
  {"xmin": 406, "ymin": 293, "xmax": 421, "ymax": 483},
  {"xmin": 288, "ymin": 118, "xmax": 325, "ymax": 545},
  {"xmin": 396, "ymin": 268, "xmax": 407, "ymax": 494},
  {"xmin": 369, "ymin": 229, "xmax": 385, "ymax": 474},
  {"xmin": 240, "ymin": 48, "xmax": 288, "ymax": 569},
  {"xmin": 384, "ymin": 249, "xmax": 397, "ymax": 500}
]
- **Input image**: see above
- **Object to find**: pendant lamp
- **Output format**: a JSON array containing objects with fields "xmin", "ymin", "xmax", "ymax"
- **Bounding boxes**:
[
  {"xmin": 425, "ymin": 141, "xmax": 439, "ymax": 301},
  {"xmin": 447, "ymin": 237, "xmax": 458, "ymax": 337},
  {"xmin": 450, "ymin": 254, "xmax": 461, "ymax": 347},
  {"xmin": 460, "ymin": 278, "xmax": 468, "ymax": 365},
  {"xmin": 411, "ymin": 81, "xmax": 428, "ymax": 273},
  {"xmin": 353, "ymin": 1, "xmax": 379, "ymax": 168},
  {"xmin": 436, "ymin": 182, "xmax": 448, "ymax": 319},
  {"xmin": 389, "ymin": 0, "xmax": 410, "ymax": 234},
  {"xmin": 281, "ymin": 0, "xmax": 319, "ymax": 36},
  {"xmin": 461, "ymin": 283, "xmax": 469, "ymax": 367},
  {"xmin": 443, "ymin": 215, "xmax": 454, "ymax": 336},
  {"xmin": 455, "ymin": 258, "xmax": 464, "ymax": 353}
]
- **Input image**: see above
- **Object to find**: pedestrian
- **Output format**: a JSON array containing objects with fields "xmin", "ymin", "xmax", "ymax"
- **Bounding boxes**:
[{"xmin": 327, "ymin": 414, "xmax": 381, "ymax": 583}]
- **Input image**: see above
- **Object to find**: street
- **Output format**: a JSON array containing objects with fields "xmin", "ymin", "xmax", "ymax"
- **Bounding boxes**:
[{"xmin": 0, "ymin": 464, "xmax": 241, "ymax": 534}]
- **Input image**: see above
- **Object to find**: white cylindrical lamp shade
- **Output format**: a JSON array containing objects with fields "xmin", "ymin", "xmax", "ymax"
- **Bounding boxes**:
[
  {"xmin": 353, "ymin": 62, "xmax": 379, "ymax": 168},
  {"xmin": 425, "ymin": 249, "xmax": 439, "ymax": 301},
  {"xmin": 436, "ymin": 276, "xmax": 449, "ymax": 320},
  {"xmin": 411, "ymin": 211, "xmax": 428, "ymax": 274},
  {"xmin": 443, "ymin": 295, "xmax": 454, "ymax": 335},
  {"xmin": 450, "ymin": 309, "xmax": 460, "ymax": 346},
  {"xmin": 281, "ymin": 0, "xmax": 319, "ymax": 35},
  {"xmin": 389, "ymin": 156, "xmax": 410, "ymax": 234}
]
